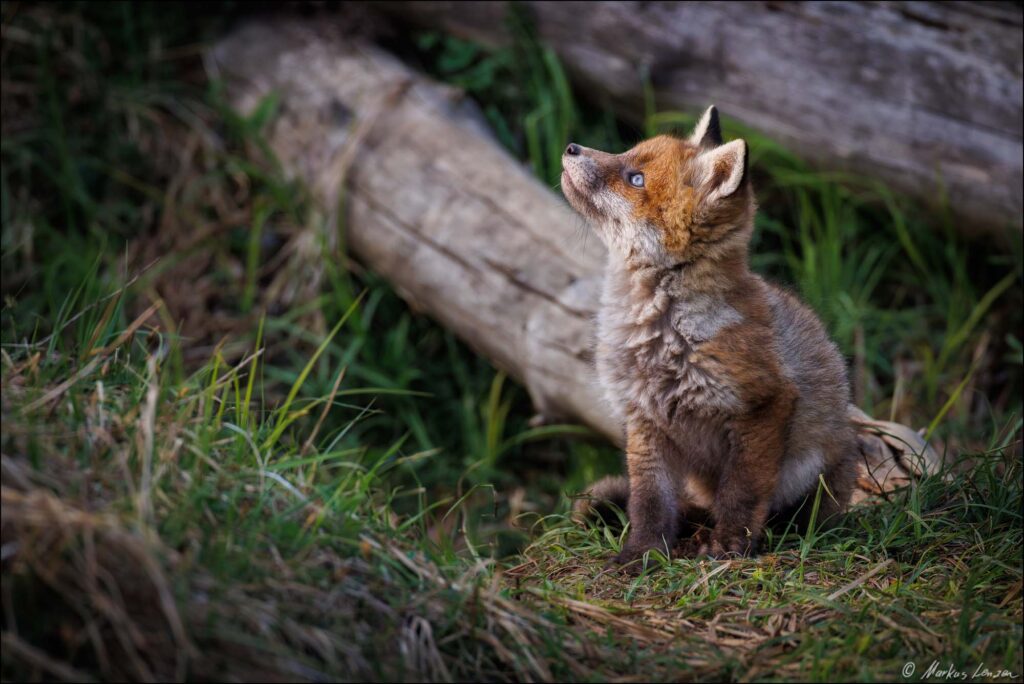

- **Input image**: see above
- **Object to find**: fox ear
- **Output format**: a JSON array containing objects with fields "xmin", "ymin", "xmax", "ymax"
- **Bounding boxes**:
[
  {"xmin": 699, "ymin": 138, "xmax": 747, "ymax": 201},
  {"xmin": 689, "ymin": 105, "xmax": 723, "ymax": 148}
]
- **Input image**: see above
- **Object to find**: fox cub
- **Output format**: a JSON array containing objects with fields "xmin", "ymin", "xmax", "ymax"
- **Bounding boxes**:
[{"xmin": 561, "ymin": 106, "xmax": 858, "ymax": 565}]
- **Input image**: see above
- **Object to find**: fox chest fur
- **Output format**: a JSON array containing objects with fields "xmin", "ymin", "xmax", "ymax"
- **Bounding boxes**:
[{"xmin": 596, "ymin": 264, "xmax": 743, "ymax": 436}]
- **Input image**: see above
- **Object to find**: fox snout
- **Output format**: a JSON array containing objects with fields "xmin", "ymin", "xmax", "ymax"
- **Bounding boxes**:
[
  {"xmin": 561, "ymin": 141, "xmax": 597, "ymax": 180},
  {"xmin": 561, "ymin": 142, "xmax": 605, "ymax": 213},
  {"xmin": 561, "ymin": 142, "xmax": 616, "ymax": 191}
]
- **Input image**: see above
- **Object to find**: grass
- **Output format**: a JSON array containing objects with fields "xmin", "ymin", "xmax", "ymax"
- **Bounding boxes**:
[{"xmin": 1, "ymin": 2, "xmax": 1021, "ymax": 682}]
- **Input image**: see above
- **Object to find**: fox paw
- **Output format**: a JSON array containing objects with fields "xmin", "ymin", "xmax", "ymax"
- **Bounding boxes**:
[
  {"xmin": 674, "ymin": 527, "xmax": 712, "ymax": 558},
  {"xmin": 678, "ymin": 530, "xmax": 754, "ymax": 559}
]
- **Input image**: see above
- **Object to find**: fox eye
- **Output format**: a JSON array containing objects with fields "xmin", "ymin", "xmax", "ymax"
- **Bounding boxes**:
[{"xmin": 629, "ymin": 172, "xmax": 644, "ymax": 188}]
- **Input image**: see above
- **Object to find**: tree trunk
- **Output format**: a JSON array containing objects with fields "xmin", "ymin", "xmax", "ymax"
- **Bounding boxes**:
[
  {"xmin": 379, "ymin": 0, "xmax": 1024, "ymax": 239},
  {"xmin": 209, "ymin": 19, "xmax": 939, "ymax": 502}
]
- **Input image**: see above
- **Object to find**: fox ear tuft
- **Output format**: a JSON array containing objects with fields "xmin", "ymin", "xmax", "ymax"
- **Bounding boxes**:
[
  {"xmin": 689, "ymin": 105, "xmax": 723, "ymax": 148},
  {"xmin": 700, "ymin": 138, "xmax": 747, "ymax": 201}
]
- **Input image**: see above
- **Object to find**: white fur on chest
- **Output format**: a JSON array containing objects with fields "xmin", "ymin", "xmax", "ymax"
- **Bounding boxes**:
[{"xmin": 595, "ymin": 266, "xmax": 742, "ymax": 427}]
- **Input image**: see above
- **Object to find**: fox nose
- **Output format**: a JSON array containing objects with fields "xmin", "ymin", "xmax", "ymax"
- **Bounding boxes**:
[{"xmin": 565, "ymin": 143, "xmax": 581, "ymax": 156}]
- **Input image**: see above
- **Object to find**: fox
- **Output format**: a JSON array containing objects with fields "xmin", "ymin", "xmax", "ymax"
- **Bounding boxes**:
[{"xmin": 561, "ymin": 106, "xmax": 858, "ymax": 567}]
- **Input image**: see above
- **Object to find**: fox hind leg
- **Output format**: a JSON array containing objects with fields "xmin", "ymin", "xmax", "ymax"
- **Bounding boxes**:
[{"xmin": 571, "ymin": 475, "xmax": 629, "ymax": 526}]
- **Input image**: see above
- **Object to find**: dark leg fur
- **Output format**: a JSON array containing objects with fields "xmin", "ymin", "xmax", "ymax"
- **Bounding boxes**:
[
  {"xmin": 693, "ymin": 397, "xmax": 792, "ymax": 558},
  {"xmin": 615, "ymin": 421, "xmax": 679, "ymax": 566}
]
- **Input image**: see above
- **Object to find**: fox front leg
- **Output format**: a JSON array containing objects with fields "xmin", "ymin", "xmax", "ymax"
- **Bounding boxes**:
[
  {"xmin": 700, "ymin": 399, "xmax": 790, "ymax": 558},
  {"xmin": 613, "ymin": 420, "xmax": 678, "ymax": 570}
]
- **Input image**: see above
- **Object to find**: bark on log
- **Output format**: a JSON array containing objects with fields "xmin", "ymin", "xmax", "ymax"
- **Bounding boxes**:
[
  {"xmin": 209, "ymin": 19, "xmax": 939, "ymax": 502},
  {"xmin": 379, "ymin": 0, "xmax": 1024, "ymax": 238}
]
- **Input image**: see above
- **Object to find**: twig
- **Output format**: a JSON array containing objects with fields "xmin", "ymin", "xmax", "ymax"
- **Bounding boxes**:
[{"xmin": 827, "ymin": 559, "xmax": 893, "ymax": 601}]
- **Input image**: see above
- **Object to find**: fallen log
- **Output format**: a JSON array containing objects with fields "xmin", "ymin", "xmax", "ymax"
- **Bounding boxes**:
[
  {"xmin": 379, "ymin": 1, "xmax": 1024, "ymax": 239},
  {"xmin": 209, "ymin": 19, "xmax": 939, "ymax": 502}
]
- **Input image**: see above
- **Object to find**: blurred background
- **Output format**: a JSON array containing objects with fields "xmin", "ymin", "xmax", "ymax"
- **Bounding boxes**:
[{"xmin": 2, "ymin": 2, "xmax": 1021, "ymax": 682}]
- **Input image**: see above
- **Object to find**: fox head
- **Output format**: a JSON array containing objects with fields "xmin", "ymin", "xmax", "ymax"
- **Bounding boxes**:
[{"xmin": 561, "ymin": 106, "xmax": 754, "ymax": 268}]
